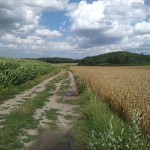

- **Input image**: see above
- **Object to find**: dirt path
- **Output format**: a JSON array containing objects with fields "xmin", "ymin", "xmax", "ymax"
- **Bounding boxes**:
[
  {"xmin": 33, "ymin": 81, "xmax": 62, "ymax": 129},
  {"xmin": 25, "ymin": 71, "xmax": 79, "ymax": 150},
  {"xmin": 0, "ymin": 71, "xmax": 80, "ymax": 150},
  {"xmin": 0, "ymin": 71, "xmax": 63, "ymax": 116},
  {"xmin": 0, "ymin": 72, "xmax": 63, "ymax": 130}
]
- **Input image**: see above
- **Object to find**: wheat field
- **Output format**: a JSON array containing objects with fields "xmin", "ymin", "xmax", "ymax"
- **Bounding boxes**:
[{"xmin": 71, "ymin": 66, "xmax": 150, "ymax": 133}]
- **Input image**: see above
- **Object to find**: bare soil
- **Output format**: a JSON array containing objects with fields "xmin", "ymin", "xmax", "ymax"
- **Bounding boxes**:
[
  {"xmin": 0, "ymin": 72, "xmax": 63, "ymax": 130},
  {"xmin": 0, "ymin": 71, "xmax": 82, "ymax": 150},
  {"xmin": 25, "ymin": 71, "xmax": 80, "ymax": 150},
  {"xmin": 0, "ymin": 72, "xmax": 63, "ymax": 116}
]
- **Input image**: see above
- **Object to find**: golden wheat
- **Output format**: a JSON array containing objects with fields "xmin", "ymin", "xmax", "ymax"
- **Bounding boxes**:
[{"xmin": 71, "ymin": 66, "xmax": 150, "ymax": 133}]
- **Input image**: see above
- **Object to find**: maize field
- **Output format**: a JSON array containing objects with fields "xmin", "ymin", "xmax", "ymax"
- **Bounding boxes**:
[
  {"xmin": 71, "ymin": 66, "xmax": 150, "ymax": 133},
  {"xmin": 0, "ymin": 58, "xmax": 56, "ymax": 87}
]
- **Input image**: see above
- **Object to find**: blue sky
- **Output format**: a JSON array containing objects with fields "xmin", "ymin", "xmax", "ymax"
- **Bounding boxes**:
[
  {"xmin": 145, "ymin": 0, "xmax": 150, "ymax": 5},
  {"xmin": 0, "ymin": 0, "xmax": 150, "ymax": 58},
  {"xmin": 40, "ymin": 11, "xmax": 69, "ymax": 30}
]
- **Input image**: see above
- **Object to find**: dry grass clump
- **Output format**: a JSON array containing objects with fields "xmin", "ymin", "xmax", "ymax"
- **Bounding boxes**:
[{"xmin": 71, "ymin": 66, "xmax": 150, "ymax": 133}]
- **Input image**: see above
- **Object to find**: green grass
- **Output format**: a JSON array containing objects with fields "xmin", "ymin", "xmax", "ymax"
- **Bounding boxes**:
[
  {"xmin": 0, "ymin": 72, "xmax": 65, "ymax": 150},
  {"xmin": 56, "ymin": 97, "xmax": 65, "ymax": 103},
  {"xmin": 59, "ymin": 73, "xmax": 71, "ymax": 92},
  {"xmin": 0, "ymin": 90, "xmax": 51, "ymax": 150},
  {"xmin": 46, "ymin": 83, "xmax": 56, "ymax": 92},
  {"xmin": 59, "ymin": 84, "xmax": 70, "ymax": 91},
  {"xmin": 0, "ymin": 58, "xmax": 61, "ymax": 87},
  {"xmin": 0, "ymin": 67, "xmax": 62, "ymax": 104},
  {"xmin": 50, "ymin": 71, "xmax": 67, "ymax": 85},
  {"xmin": 65, "ymin": 98, "xmax": 80, "ymax": 105},
  {"xmin": 45, "ymin": 109, "xmax": 60, "ymax": 130},
  {"xmin": 21, "ymin": 134, "xmax": 38, "ymax": 143},
  {"xmin": 64, "ymin": 114, "xmax": 75, "ymax": 120},
  {"xmin": 75, "ymin": 77, "xmax": 150, "ymax": 150}
]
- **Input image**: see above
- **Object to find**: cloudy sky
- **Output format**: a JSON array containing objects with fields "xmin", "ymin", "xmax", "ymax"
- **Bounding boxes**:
[{"xmin": 0, "ymin": 0, "xmax": 150, "ymax": 58}]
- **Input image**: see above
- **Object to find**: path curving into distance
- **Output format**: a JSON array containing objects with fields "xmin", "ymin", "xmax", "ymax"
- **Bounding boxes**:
[
  {"xmin": 26, "ymin": 71, "xmax": 79, "ymax": 150},
  {"xmin": 0, "ymin": 71, "xmax": 80, "ymax": 150},
  {"xmin": 0, "ymin": 71, "xmax": 64, "ymax": 130}
]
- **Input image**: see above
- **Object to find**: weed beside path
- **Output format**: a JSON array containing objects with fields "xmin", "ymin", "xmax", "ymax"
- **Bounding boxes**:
[{"xmin": 74, "ymin": 76, "xmax": 150, "ymax": 150}]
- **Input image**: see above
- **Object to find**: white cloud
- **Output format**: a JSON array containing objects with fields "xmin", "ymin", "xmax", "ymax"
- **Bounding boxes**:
[
  {"xmin": 75, "ymin": 1, "xmax": 146, "ymax": 29},
  {"xmin": 0, "ymin": 0, "xmax": 69, "ymax": 34},
  {"xmin": 0, "ymin": 6, "xmax": 42, "ymax": 45},
  {"xmin": 126, "ymin": 0, "xmax": 144, "ymax": 4},
  {"xmin": 70, "ymin": 1, "xmax": 105, "ymax": 30},
  {"xmin": 23, "ymin": 0, "xmax": 69, "ymax": 11},
  {"xmin": 35, "ymin": 29, "xmax": 62, "ymax": 38},
  {"xmin": 1, "ymin": 33, "xmax": 46, "ymax": 46},
  {"xmin": 67, "ymin": 0, "xmax": 150, "ymax": 55},
  {"xmin": 134, "ymin": 21, "xmax": 150, "ymax": 34},
  {"xmin": 0, "ymin": 0, "xmax": 75, "ymax": 58},
  {"xmin": 69, "ymin": 0, "xmax": 146, "ymax": 31},
  {"xmin": 0, "ymin": 0, "xmax": 150, "ymax": 58},
  {"xmin": 18, "ymin": 24, "xmax": 38, "ymax": 33},
  {"xmin": 1, "ymin": 34, "xmax": 17, "ymax": 43}
]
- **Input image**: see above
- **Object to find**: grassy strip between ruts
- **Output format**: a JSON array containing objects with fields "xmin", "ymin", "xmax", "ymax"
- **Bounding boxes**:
[
  {"xmin": 45, "ymin": 108, "xmax": 60, "ymax": 130},
  {"xmin": 59, "ymin": 75, "xmax": 71, "ymax": 92},
  {"xmin": 75, "ymin": 76, "xmax": 150, "ymax": 150},
  {"xmin": 0, "ymin": 71, "xmax": 67, "ymax": 150},
  {"xmin": 0, "ymin": 66, "xmax": 63, "ymax": 104}
]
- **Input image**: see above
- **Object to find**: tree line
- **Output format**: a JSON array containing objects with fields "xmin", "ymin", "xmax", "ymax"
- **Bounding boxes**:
[
  {"xmin": 78, "ymin": 51, "xmax": 150, "ymax": 66},
  {"xmin": 36, "ymin": 57, "xmax": 79, "ymax": 63}
]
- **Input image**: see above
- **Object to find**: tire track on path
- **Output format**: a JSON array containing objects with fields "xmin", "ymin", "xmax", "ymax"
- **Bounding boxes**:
[
  {"xmin": 26, "ymin": 71, "xmax": 79, "ymax": 150},
  {"xmin": 0, "ymin": 71, "xmax": 63, "ymax": 129}
]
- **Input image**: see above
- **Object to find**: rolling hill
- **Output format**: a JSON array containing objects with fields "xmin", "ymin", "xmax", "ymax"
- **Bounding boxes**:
[{"xmin": 78, "ymin": 51, "xmax": 150, "ymax": 66}]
